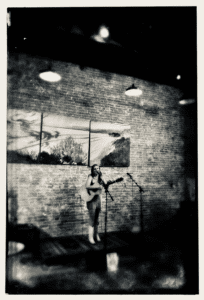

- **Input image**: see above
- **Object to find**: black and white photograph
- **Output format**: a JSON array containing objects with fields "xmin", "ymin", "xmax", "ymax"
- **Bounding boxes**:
[{"xmin": 6, "ymin": 5, "xmax": 198, "ymax": 294}]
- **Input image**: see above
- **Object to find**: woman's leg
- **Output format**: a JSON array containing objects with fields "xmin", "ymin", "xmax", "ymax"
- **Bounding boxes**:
[
  {"xmin": 87, "ymin": 201, "xmax": 96, "ymax": 244},
  {"xmin": 88, "ymin": 224, "xmax": 95, "ymax": 244},
  {"xmin": 94, "ymin": 207, "xmax": 101, "ymax": 242}
]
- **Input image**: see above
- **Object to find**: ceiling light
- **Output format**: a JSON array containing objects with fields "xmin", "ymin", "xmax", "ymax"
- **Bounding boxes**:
[
  {"xmin": 179, "ymin": 99, "xmax": 195, "ymax": 105},
  {"xmin": 91, "ymin": 34, "xmax": 106, "ymax": 43},
  {"xmin": 39, "ymin": 71, "xmax": 61, "ymax": 82},
  {"xmin": 91, "ymin": 25, "xmax": 110, "ymax": 43},
  {"xmin": 99, "ymin": 26, "xmax": 109, "ymax": 39},
  {"xmin": 125, "ymin": 84, "xmax": 142, "ymax": 96},
  {"xmin": 176, "ymin": 75, "xmax": 181, "ymax": 80}
]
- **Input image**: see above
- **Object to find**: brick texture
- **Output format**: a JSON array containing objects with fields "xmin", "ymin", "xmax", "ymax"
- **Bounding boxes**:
[{"xmin": 7, "ymin": 52, "xmax": 185, "ymax": 238}]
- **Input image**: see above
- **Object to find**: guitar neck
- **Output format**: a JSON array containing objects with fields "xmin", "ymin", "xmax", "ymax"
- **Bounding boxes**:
[
  {"xmin": 108, "ymin": 177, "xmax": 123, "ymax": 186},
  {"xmin": 109, "ymin": 180, "xmax": 116, "ymax": 185},
  {"xmin": 80, "ymin": 177, "xmax": 123, "ymax": 203}
]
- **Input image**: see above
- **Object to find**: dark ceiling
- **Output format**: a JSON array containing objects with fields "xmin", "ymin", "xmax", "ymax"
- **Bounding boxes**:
[{"xmin": 7, "ymin": 7, "xmax": 197, "ymax": 96}]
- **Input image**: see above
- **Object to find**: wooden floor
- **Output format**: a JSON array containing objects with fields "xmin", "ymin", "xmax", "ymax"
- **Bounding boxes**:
[{"xmin": 38, "ymin": 231, "xmax": 133, "ymax": 264}]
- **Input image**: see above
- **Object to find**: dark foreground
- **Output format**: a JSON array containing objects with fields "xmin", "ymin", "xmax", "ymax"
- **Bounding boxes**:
[{"xmin": 6, "ymin": 216, "xmax": 198, "ymax": 294}]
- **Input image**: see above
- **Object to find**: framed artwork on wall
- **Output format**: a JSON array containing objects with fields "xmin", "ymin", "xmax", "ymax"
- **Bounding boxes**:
[{"xmin": 7, "ymin": 109, "xmax": 130, "ymax": 167}]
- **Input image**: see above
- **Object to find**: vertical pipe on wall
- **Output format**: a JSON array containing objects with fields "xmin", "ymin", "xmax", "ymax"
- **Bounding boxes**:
[
  {"xmin": 88, "ymin": 120, "xmax": 91, "ymax": 167},
  {"xmin": 38, "ymin": 112, "xmax": 43, "ymax": 162},
  {"xmin": 140, "ymin": 192, "xmax": 144, "ymax": 235}
]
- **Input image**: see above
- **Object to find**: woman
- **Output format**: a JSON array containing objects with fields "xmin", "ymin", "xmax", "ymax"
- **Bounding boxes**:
[{"xmin": 85, "ymin": 164, "xmax": 106, "ymax": 244}]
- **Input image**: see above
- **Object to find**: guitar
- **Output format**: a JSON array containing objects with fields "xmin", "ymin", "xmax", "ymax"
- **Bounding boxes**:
[{"xmin": 80, "ymin": 177, "xmax": 123, "ymax": 203}]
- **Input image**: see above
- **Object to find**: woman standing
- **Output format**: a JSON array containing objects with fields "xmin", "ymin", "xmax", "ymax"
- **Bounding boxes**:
[{"xmin": 85, "ymin": 164, "xmax": 106, "ymax": 244}]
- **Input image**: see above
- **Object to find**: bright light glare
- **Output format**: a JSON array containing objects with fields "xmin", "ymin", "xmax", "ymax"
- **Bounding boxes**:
[
  {"xmin": 179, "ymin": 99, "xmax": 195, "ymax": 105},
  {"xmin": 39, "ymin": 71, "xmax": 61, "ymax": 82},
  {"xmin": 176, "ymin": 75, "xmax": 181, "ymax": 80},
  {"xmin": 8, "ymin": 242, "xmax": 25, "ymax": 255},
  {"xmin": 125, "ymin": 88, "xmax": 142, "ymax": 96},
  {"xmin": 99, "ymin": 26, "xmax": 109, "ymax": 38},
  {"xmin": 7, "ymin": 12, "xmax": 11, "ymax": 27},
  {"xmin": 106, "ymin": 252, "xmax": 119, "ymax": 273},
  {"xmin": 153, "ymin": 265, "xmax": 185, "ymax": 289}
]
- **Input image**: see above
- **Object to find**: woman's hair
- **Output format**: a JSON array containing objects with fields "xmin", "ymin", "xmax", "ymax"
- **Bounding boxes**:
[{"xmin": 91, "ymin": 164, "xmax": 102, "ymax": 183}]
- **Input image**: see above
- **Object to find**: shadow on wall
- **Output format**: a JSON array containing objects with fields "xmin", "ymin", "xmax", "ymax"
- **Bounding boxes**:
[
  {"xmin": 7, "ymin": 178, "xmax": 86, "ymax": 237},
  {"xmin": 7, "ymin": 188, "xmax": 51, "ymax": 246},
  {"xmin": 186, "ymin": 177, "xmax": 195, "ymax": 202},
  {"xmin": 51, "ymin": 183, "xmax": 86, "ymax": 235},
  {"xmin": 106, "ymin": 199, "xmax": 140, "ymax": 232},
  {"xmin": 30, "ymin": 181, "xmax": 86, "ymax": 237},
  {"xmin": 148, "ymin": 201, "xmax": 176, "ymax": 231},
  {"xmin": 7, "ymin": 189, "xmax": 18, "ymax": 225},
  {"xmin": 179, "ymin": 103, "xmax": 197, "ymax": 199}
]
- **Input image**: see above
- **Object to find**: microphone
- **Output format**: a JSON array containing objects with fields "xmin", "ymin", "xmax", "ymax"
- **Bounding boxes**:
[{"xmin": 96, "ymin": 169, "xmax": 102, "ymax": 176}]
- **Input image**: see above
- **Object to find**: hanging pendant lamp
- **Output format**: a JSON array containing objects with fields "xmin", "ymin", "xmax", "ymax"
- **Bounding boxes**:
[
  {"xmin": 39, "ymin": 61, "xmax": 61, "ymax": 82},
  {"xmin": 125, "ymin": 84, "xmax": 142, "ymax": 96},
  {"xmin": 179, "ymin": 98, "xmax": 196, "ymax": 105},
  {"xmin": 39, "ymin": 70, "xmax": 61, "ymax": 82}
]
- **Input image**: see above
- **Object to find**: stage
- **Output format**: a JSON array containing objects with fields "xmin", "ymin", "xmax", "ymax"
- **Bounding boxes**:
[{"xmin": 6, "ymin": 226, "xmax": 198, "ymax": 294}]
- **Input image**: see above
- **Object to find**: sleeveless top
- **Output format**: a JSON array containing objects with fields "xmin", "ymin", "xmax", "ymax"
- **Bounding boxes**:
[{"xmin": 87, "ymin": 174, "xmax": 101, "ymax": 210}]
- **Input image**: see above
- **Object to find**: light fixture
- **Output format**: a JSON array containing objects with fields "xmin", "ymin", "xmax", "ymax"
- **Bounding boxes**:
[
  {"xmin": 39, "ymin": 70, "xmax": 61, "ymax": 82},
  {"xmin": 125, "ymin": 84, "xmax": 142, "ymax": 96},
  {"xmin": 99, "ymin": 26, "xmax": 109, "ymax": 39},
  {"xmin": 91, "ymin": 25, "xmax": 110, "ymax": 43},
  {"xmin": 179, "ymin": 98, "xmax": 196, "ymax": 105}
]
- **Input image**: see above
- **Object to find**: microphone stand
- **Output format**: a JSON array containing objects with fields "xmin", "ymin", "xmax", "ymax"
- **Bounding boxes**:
[
  {"xmin": 101, "ymin": 180, "xmax": 114, "ymax": 253},
  {"xmin": 127, "ymin": 174, "xmax": 144, "ymax": 236}
]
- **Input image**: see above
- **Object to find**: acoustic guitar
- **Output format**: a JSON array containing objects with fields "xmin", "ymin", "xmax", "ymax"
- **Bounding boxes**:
[{"xmin": 80, "ymin": 177, "xmax": 123, "ymax": 203}]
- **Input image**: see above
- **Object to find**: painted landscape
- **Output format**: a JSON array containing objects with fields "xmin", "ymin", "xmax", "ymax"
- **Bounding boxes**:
[{"xmin": 7, "ymin": 109, "xmax": 130, "ymax": 167}]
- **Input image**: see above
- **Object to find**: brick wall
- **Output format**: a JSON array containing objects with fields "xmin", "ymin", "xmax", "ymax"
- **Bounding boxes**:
[{"xmin": 7, "ymin": 52, "xmax": 186, "ymax": 238}]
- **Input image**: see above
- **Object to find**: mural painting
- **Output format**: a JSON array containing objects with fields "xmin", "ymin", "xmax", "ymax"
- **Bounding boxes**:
[{"xmin": 7, "ymin": 109, "xmax": 130, "ymax": 167}]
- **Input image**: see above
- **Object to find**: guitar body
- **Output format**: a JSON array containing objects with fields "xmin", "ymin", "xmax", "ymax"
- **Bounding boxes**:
[
  {"xmin": 79, "ymin": 177, "xmax": 123, "ymax": 203},
  {"xmin": 80, "ymin": 185, "xmax": 102, "ymax": 203}
]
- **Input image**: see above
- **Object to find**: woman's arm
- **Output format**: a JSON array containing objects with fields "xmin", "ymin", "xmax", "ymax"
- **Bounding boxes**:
[
  {"xmin": 100, "ymin": 176, "xmax": 110, "ymax": 190},
  {"xmin": 100, "ymin": 176, "xmax": 107, "ymax": 185},
  {"xmin": 85, "ymin": 175, "xmax": 102, "ymax": 190}
]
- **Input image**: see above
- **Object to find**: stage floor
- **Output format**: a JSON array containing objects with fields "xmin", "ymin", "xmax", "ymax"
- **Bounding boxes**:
[
  {"xmin": 6, "ymin": 230, "xmax": 198, "ymax": 294},
  {"xmin": 38, "ymin": 231, "xmax": 133, "ymax": 264}
]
